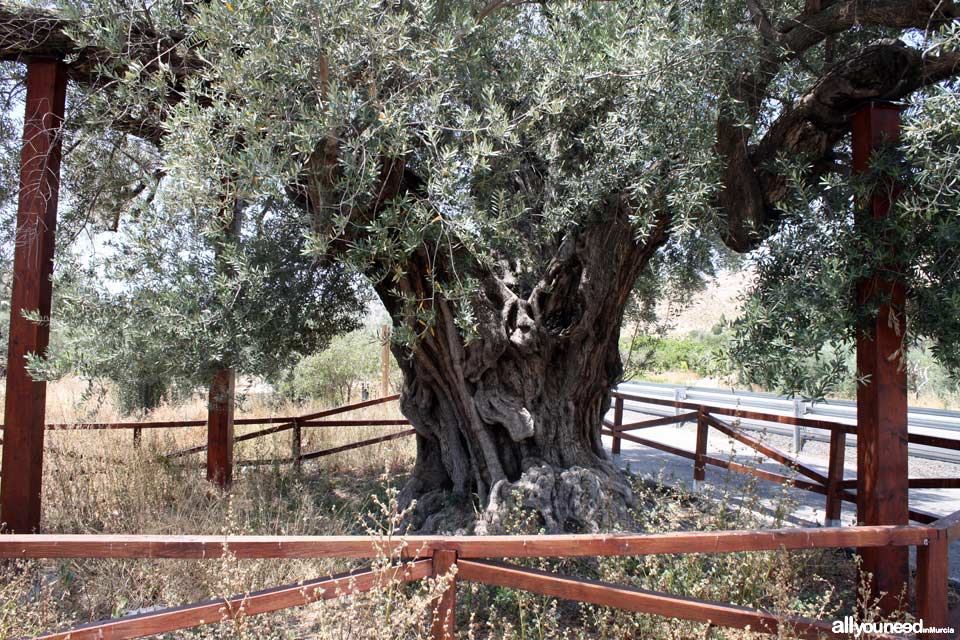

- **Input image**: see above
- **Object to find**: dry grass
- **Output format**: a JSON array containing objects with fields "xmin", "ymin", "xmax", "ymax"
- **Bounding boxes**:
[
  {"xmin": 0, "ymin": 379, "xmax": 894, "ymax": 639},
  {"xmin": 2, "ymin": 378, "xmax": 423, "ymax": 638}
]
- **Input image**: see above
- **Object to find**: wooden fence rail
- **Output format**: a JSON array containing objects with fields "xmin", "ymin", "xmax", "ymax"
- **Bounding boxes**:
[
  {"xmin": 0, "ymin": 525, "xmax": 934, "ymax": 560},
  {"xmin": 5, "ymin": 516, "xmax": 952, "ymax": 640},
  {"xmin": 605, "ymin": 391, "xmax": 960, "ymax": 528},
  {"xmin": 0, "ymin": 394, "xmax": 412, "ymax": 473},
  {"xmin": 33, "ymin": 562, "xmax": 434, "ymax": 640},
  {"xmin": 0, "ymin": 395, "xmax": 403, "ymax": 433}
]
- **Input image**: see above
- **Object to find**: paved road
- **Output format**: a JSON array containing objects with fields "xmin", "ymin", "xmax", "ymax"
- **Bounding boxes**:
[{"xmin": 602, "ymin": 408, "xmax": 960, "ymax": 582}]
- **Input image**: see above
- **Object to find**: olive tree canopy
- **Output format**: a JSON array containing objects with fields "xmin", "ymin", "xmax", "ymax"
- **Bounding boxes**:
[{"xmin": 1, "ymin": 0, "xmax": 958, "ymax": 531}]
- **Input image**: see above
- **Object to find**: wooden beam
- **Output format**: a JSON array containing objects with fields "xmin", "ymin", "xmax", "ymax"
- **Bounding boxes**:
[
  {"xmin": 915, "ymin": 534, "xmax": 949, "ymax": 638},
  {"xmin": 906, "ymin": 478, "xmax": 960, "ymax": 489},
  {"xmin": 702, "ymin": 413, "xmax": 829, "ymax": 485},
  {"xmin": 907, "ymin": 432, "xmax": 960, "ymax": 451},
  {"xmin": 295, "ymin": 394, "xmax": 401, "ymax": 422},
  {"xmin": 456, "ymin": 560, "xmax": 838, "ymax": 639},
  {"xmin": 825, "ymin": 430, "xmax": 847, "ymax": 525},
  {"xmin": 44, "ymin": 420, "xmax": 206, "ymax": 430},
  {"xmin": 35, "ymin": 561, "xmax": 432, "ymax": 640},
  {"xmin": 611, "ymin": 395, "xmax": 623, "ymax": 455},
  {"xmin": 908, "ymin": 508, "xmax": 941, "ymax": 525},
  {"xmin": 431, "ymin": 549, "xmax": 457, "ymax": 640},
  {"xmin": 206, "ymin": 368, "xmax": 235, "ymax": 488},
  {"xmin": 700, "ymin": 453, "xmax": 828, "ymax": 495},
  {"xmin": 852, "ymin": 102, "xmax": 909, "ymax": 614},
  {"xmin": 0, "ymin": 525, "xmax": 932, "ymax": 560},
  {"xmin": 0, "ymin": 57, "xmax": 67, "ymax": 534},
  {"xmin": 694, "ymin": 409, "xmax": 708, "ymax": 483},
  {"xmin": 297, "ymin": 429, "xmax": 415, "ymax": 462},
  {"xmin": 600, "ymin": 428, "xmax": 699, "ymax": 462},
  {"xmin": 166, "ymin": 422, "xmax": 296, "ymax": 459},
  {"xmin": 619, "ymin": 410, "xmax": 699, "ymax": 432}
]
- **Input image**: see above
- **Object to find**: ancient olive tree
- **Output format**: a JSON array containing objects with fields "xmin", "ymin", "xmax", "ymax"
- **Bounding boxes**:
[{"xmin": 1, "ymin": 0, "xmax": 958, "ymax": 531}]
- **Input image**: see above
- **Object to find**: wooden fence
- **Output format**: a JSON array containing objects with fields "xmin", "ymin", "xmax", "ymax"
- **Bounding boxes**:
[
  {"xmin": 8, "ymin": 389, "xmax": 958, "ymax": 520},
  {"xmin": 0, "ymin": 394, "xmax": 414, "ymax": 472},
  {"xmin": 603, "ymin": 391, "xmax": 960, "ymax": 526},
  {"xmin": 1, "ymin": 391, "xmax": 958, "ymax": 637},
  {"xmin": 161, "ymin": 394, "xmax": 414, "ymax": 468},
  {"xmin": 2, "ymin": 514, "xmax": 955, "ymax": 640}
]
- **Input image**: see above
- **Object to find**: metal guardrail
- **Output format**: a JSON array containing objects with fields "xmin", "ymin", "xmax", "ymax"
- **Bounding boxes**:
[{"xmin": 616, "ymin": 381, "xmax": 960, "ymax": 464}]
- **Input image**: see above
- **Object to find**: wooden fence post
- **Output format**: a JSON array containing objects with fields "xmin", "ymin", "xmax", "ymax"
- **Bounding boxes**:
[
  {"xmin": 611, "ymin": 396, "xmax": 624, "ymax": 456},
  {"xmin": 291, "ymin": 419, "xmax": 302, "ymax": 470},
  {"xmin": 693, "ymin": 408, "xmax": 708, "ymax": 490},
  {"xmin": 824, "ymin": 429, "xmax": 846, "ymax": 526},
  {"xmin": 206, "ymin": 368, "xmax": 235, "ymax": 488},
  {"xmin": 432, "ymin": 549, "xmax": 457, "ymax": 640},
  {"xmin": 0, "ymin": 58, "xmax": 67, "ymax": 534},
  {"xmin": 915, "ymin": 535, "xmax": 948, "ymax": 638}
]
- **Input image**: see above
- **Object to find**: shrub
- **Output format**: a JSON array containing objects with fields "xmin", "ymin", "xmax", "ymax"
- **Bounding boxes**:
[
  {"xmin": 280, "ymin": 327, "xmax": 401, "ymax": 406},
  {"xmin": 622, "ymin": 330, "xmax": 728, "ymax": 380}
]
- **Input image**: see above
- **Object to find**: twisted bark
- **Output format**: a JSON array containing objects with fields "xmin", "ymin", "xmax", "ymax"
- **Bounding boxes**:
[{"xmin": 375, "ymin": 200, "xmax": 669, "ymax": 532}]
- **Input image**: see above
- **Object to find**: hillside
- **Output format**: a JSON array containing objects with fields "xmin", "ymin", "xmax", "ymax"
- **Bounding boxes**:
[{"xmin": 660, "ymin": 270, "xmax": 752, "ymax": 337}]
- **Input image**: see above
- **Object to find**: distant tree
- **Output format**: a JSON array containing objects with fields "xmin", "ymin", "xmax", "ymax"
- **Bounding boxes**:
[
  {"xmin": 1, "ymin": 1, "xmax": 958, "ymax": 531},
  {"xmin": 28, "ymin": 188, "xmax": 370, "ymax": 415},
  {"xmin": 281, "ymin": 327, "xmax": 395, "ymax": 406}
]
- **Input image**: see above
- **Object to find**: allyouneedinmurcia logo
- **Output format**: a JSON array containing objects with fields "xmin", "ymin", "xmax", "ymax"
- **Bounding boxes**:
[{"xmin": 831, "ymin": 616, "xmax": 955, "ymax": 638}]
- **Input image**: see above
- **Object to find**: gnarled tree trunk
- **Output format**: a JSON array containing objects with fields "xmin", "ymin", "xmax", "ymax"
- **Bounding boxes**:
[{"xmin": 377, "ymin": 200, "xmax": 668, "ymax": 533}]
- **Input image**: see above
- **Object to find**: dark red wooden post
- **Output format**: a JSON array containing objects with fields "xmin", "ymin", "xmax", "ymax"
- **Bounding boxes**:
[
  {"xmin": 206, "ymin": 368, "xmax": 235, "ymax": 488},
  {"xmin": 611, "ymin": 395, "xmax": 623, "ymax": 456},
  {"xmin": 852, "ymin": 102, "xmax": 909, "ymax": 613},
  {"xmin": 824, "ymin": 429, "xmax": 846, "ymax": 526},
  {"xmin": 916, "ymin": 535, "xmax": 948, "ymax": 637},
  {"xmin": 0, "ymin": 59, "xmax": 67, "ymax": 534},
  {"xmin": 431, "ymin": 549, "xmax": 457, "ymax": 640}
]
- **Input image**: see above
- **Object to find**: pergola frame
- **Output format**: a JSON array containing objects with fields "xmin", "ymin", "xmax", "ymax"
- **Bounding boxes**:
[
  {"xmin": 0, "ymin": 59, "xmax": 237, "ymax": 532},
  {"xmin": 1, "ymin": 57, "xmax": 67, "ymax": 534},
  {"xmin": 0, "ymin": 60, "xmax": 913, "ymax": 612}
]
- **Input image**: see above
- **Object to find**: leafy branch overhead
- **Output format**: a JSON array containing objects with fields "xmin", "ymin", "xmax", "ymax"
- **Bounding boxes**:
[{"xmin": 1, "ymin": 0, "xmax": 959, "ymax": 522}]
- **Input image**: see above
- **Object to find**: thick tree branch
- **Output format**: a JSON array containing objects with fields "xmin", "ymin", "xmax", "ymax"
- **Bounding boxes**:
[
  {"xmin": 717, "ymin": 0, "xmax": 958, "ymax": 252},
  {"xmin": 719, "ymin": 39, "xmax": 960, "ymax": 251},
  {"xmin": 778, "ymin": 0, "xmax": 958, "ymax": 57}
]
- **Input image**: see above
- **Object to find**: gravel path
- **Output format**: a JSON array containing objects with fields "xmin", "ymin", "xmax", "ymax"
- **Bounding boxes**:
[{"xmin": 602, "ymin": 408, "xmax": 960, "ymax": 581}]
